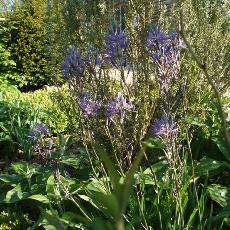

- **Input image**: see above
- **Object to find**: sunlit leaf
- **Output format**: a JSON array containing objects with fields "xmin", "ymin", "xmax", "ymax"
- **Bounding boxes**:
[
  {"xmin": 28, "ymin": 194, "xmax": 49, "ymax": 204},
  {"xmin": 208, "ymin": 184, "xmax": 230, "ymax": 207}
]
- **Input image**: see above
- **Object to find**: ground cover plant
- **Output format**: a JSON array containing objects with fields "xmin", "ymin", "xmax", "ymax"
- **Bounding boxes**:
[{"xmin": 0, "ymin": 0, "xmax": 229, "ymax": 229}]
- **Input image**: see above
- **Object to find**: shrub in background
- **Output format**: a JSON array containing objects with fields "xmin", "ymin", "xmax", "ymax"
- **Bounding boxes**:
[
  {"xmin": 0, "ymin": 23, "xmax": 17, "ymax": 82},
  {"xmin": 2, "ymin": 0, "xmax": 52, "ymax": 89},
  {"xmin": 0, "ymin": 82, "xmax": 69, "ymax": 161},
  {"xmin": 23, "ymin": 87, "xmax": 70, "ymax": 134},
  {"xmin": 0, "ymin": 82, "xmax": 69, "ymax": 134}
]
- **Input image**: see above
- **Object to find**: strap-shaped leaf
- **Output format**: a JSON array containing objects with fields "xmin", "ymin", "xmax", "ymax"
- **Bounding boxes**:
[{"xmin": 93, "ymin": 144, "xmax": 120, "ymax": 189}]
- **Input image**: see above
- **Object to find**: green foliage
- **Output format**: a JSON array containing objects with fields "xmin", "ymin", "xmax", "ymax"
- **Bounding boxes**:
[
  {"xmin": 1, "ymin": 83, "xmax": 69, "ymax": 131},
  {"xmin": 0, "ymin": 82, "xmax": 69, "ymax": 160},
  {"xmin": 0, "ymin": 93, "xmax": 36, "ymax": 161},
  {"xmin": 187, "ymin": 90, "xmax": 230, "ymax": 162},
  {"xmin": 0, "ymin": 132, "xmax": 229, "ymax": 229},
  {"xmin": 2, "ymin": 0, "xmax": 52, "ymax": 88},
  {"xmin": 0, "ymin": 207, "xmax": 33, "ymax": 230},
  {"xmin": 23, "ymin": 87, "xmax": 69, "ymax": 134},
  {"xmin": 50, "ymin": 0, "xmax": 109, "ymax": 49},
  {"xmin": 0, "ymin": 1, "xmax": 229, "ymax": 229},
  {"xmin": 0, "ymin": 34, "xmax": 15, "ymax": 72},
  {"xmin": 0, "ymin": 23, "xmax": 18, "ymax": 82}
]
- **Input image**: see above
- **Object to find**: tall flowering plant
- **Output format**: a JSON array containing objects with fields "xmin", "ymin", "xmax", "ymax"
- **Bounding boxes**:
[
  {"xmin": 102, "ymin": 27, "xmax": 129, "ymax": 69},
  {"xmin": 147, "ymin": 27, "xmax": 183, "ymax": 93},
  {"xmin": 146, "ymin": 27, "xmax": 187, "ymax": 199},
  {"xmin": 61, "ymin": 26, "xmax": 186, "ymax": 169},
  {"xmin": 62, "ymin": 48, "xmax": 85, "ymax": 88},
  {"xmin": 28, "ymin": 123, "xmax": 53, "ymax": 157}
]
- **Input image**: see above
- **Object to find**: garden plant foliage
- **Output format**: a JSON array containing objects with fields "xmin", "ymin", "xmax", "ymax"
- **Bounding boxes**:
[
  {"xmin": 0, "ymin": 0, "xmax": 52, "ymax": 89},
  {"xmin": 0, "ymin": 0, "xmax": 229, "ymax": 229}
]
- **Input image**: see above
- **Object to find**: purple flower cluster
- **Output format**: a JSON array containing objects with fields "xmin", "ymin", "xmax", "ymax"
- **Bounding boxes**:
[
  {"xmin": 85, "ymin": 48, "xmax": 103, "ymax": 75},
  {"xmin": 85, "ymin": 48, "xmax": 102, "ymax": 66},
  {"xmin": 79, "ymin": 93, "xmax": 101, "ymax": 118},
  {"xmin": 151, "ymin": 115, "xmax": 178, "ymax": 139},
  {"xmin": 28, "ymin": 123, "xmax": 49, "ymax": 142},
  {"xmin": 105, "ymin": 93, "xmax": 133, "ymax": 117},
  {"xmin": 62, "ymin": 48, "xmax": 85, "ymax": 86},
  {"xmin": 77, "ymin": 92, "xmax": 133, "ymax": 120},
  {"xmin": 147, "ymin": 27, "xmax": 182, "ymax": 90},
  {"xmin": 61, "ymin": 27, "xmax": 130, "ymax": 85},
  {"xmin": 28, "ymin": 123, "xmax": 53, "ymax": 155},
  {"xmin": 103, "ymin": 27, "xmax": 129, "ymax": 69}
]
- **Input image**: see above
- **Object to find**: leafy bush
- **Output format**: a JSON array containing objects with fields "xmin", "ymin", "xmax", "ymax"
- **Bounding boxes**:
[
  {"xmin": 23, "ymin": 86, "xmax": 70, "ymax": 134},
  {"xmin": 0, "ymin": 24, "xmax": 17, "ymax": 82},
  {"xmin": 1, "ymin": 82, "xmax": 69, "ymax": 132},
  {"xmin": 0, "ymin": 82, "xmax": 69, "ymax": 160},
  {"xmin": 2, "ymin": 0, "xmax": 52, "ymax": 89}
]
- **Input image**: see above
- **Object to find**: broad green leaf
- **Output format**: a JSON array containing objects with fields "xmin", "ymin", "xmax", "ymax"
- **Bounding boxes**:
[
  {"xmin": 41, "ymin": 209, "xmax": 67, "ymax": 230},
  {"xmin": 61, "ymin": 212, "xmax": 89, "ymax": 227},
  {"xmin": 28, "ymin": 194, "xmax": 49, "ymax": 204},
  {"xmin": 86, "ymin": 178, "xmax": 109, "ymax": 193},
  {"xmin": 213, "ymin": 137, "xmax": 230, "ymax": 162},
  {"xmin": 194, "ymin": 158, "xmax": 226, "ymax": 176},
  {"xmin": 60, "ymin": 157, "xmax": 81, "ymax": 168},
  {"xmin": 213, "ymin": 206, "xmax": 230, "ymax": 222},
  {"xmin": 144, "ymin": 138, "xmax": 165, "ymax": 149},
  {"xmin": 224, "ymin": 218, "xmax": 230, "ymax": 227},
  {"xmin": 90, "ymin": 191, "xmax": 119, "ymax": 218},
  {"xmin": 141, "ymin": 160, "xmax": 168, "ymax": 185},
  {"xmin": 91, "ymin": 219, "xmax": 114, "ymax": 230},
  {"xmin": 143, "ymin": 160, "xmax": 168, "ymax": 174},
  {"xmin": 0, "ymin": 174, "xmax": 24, "ymax": 185},
  {"xmin": 186, "ymin": 116, "xmax": 210, "ymax": 129},
  {"xmin": 11, "ymin": 161, "xmax": 41, "ymax": 176},
  {"xmin": 4, "ymin": 184, "xmax": 28, "ymax": 203},
  {"xmin": 208, "ymin": 184, "xmax": 230, "ymax": 207},
  {"xmin": 42, "ymin": 225, "xmax": 57, "ymax": 230},
  {"xmin": 78, "ymin": 194, "xmax": 100, "ymax": 210},
  {"xmin": 46, "ymin": 175, "xmax": 55, "ymax": 196}
]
